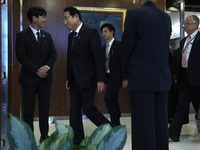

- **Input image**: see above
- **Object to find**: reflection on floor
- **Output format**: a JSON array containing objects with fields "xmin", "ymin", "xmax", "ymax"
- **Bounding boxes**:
[{"xmin": 33, "ymin": 114, "xmax": 200, "ymax": 150}]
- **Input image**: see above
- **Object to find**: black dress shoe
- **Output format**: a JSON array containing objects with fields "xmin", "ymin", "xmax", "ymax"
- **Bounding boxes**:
[
  {"xmin": 39, "ymin": 135, "xmax": 49, "ymax": 143},
  {"xmin": 111, "ymin": 123, "xmax": 121, "ymax": 128},
  {"xmin": 169, "ymin": 135, "xmax": 179, "ymax": 142}
]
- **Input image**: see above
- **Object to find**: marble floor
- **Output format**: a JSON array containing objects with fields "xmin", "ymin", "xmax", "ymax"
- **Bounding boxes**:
[{"xmin": 33, "ymin": 114, "xmax": 200, "ymax": 150}]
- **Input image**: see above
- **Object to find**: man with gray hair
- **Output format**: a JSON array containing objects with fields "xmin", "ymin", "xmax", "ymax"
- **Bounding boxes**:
[{"xmin": 169, "ymin": 15, "xmax": 200, "ymax": 141}]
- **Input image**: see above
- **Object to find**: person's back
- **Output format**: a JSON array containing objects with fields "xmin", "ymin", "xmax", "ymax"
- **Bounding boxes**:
[
  {"xmin": 122, "ymin": 1, "xmax": 171, "ymax": 91},
  {"xmin": 121, "ymin": 0, "xmax": 171, "ymax": 149}
]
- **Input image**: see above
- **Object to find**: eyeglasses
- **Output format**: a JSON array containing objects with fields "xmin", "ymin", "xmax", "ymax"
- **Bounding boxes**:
[
  {"xmin": 62, "ymin": 16, "xmax": 71, "ymax": 24},
  {"xmin": 183, "ymin": 22, "xmax": 196, "ymax": 27}
]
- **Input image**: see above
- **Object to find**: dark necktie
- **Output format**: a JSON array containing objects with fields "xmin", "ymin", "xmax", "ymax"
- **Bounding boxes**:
[
  {"xmin": 72, "ymin": 32, "xmax": 77, "ymax": 48},
  {"xmin": 36, "ymin": 32, "xmax": 40, "ymax": 44}
]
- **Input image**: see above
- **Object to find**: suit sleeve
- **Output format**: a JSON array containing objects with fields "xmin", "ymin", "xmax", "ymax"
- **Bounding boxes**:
[
  {"xmin": 121, "ymin": 10, "xmax": 137, "ymax": 68},
  {"xmin": 45, "ymin": 33, "xmax": 57, "ymax": 70},
  {"xmin": 15, "ymin": 32, "xmax": 39, "ymax": 75},
  {"xmin": 66, "ymin": 33, "xmax": 72, "ymax": 82},
  {"xmin": 89, "ymin": 28, "xmax": 106, "ymax": 82},
  {"xmin": 117, "ymin": 42, "xmax": 128, "ymax": 80}
]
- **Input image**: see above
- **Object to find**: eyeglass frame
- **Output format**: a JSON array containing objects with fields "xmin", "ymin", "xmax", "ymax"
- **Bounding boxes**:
[
  {"xmin": 62, "ymin": 16, "xmax": 72, "ymax": 24},
  {"xmin": 183, "ymin": 22, "xmax": 197, "ymax": 27}
]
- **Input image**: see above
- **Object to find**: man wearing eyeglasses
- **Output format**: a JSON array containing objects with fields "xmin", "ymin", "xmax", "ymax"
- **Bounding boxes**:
[
  {"xmin": 169, "ymin": 15, "xmax": 200, "ymax": 142},
  {"xmin": 63, "ymin": 6, "xmax": 111, "ymax": 145}
]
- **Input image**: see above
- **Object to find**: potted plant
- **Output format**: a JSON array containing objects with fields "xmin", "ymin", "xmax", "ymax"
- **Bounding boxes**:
[{"xmin": 7, "ymin": 114, "xmax": 127, "ymax": 150}]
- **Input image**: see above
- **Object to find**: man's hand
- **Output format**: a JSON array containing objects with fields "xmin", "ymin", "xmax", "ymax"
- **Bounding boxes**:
[
  {"xmin": 37, "ymin": 66, "xmax": 49, "ymax": 78},
  {"xmin": 122, "ymin": 80, "xmax": 128, "ymax": 88},
  {"xmin": 65, "ymin": 81, "xmax": 70, "ymax": 90},
  {"xmin": 97, "ymin": 82, "xmax": 105, "ymax": 93}
]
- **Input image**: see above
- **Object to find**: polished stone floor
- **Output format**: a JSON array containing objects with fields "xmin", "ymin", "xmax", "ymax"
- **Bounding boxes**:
[{"xmin": 33, "ymin": 114, "xmax": 200, "ymax": 150}]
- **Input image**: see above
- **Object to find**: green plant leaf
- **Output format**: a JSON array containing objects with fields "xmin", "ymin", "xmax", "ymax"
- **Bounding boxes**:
[
  {"xmin": 80, "ymin": 136, "xmax": 90, "ymax": 147},
  {"xmin": 54, "ymin": 120, "xmax": 74, "ymax": 140},
  {"xmin": 97, "ymin": 140, "xmax": 105, "ymax": 150},
  {"xmin": 38, "ymin": 120, "xmax": 74, "ymax": 150},
  {"xmin": 85, "ymin": 123, "xmax": 112, "ymax": 149},
  {"xmin": 100, "ymin": 125, "xmax": 127, "ymax": 150},
  {"xmin": 46, "ymin": 133, "xmax": 73, "ymax": 150},
  {"xmin": 7, "ymin": 114, "xmax": 37, "ymax": 150},
  {"xmin": 37, "ymin": 130, "xmax": 58, "ymax": 150}
]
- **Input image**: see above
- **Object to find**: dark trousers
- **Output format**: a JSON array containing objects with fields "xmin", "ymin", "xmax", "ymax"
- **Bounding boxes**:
[
  {"xmin": 22, "ymin": 79, "xmax": 51, "ymax": 137},
  {"xmin": 168, "ymin": 84, "xmax": 189, "ymax": 124},
  {"xmin": 169, "ymin": 86, "xmax": 200, "ymax": 139},
  {"xmin": 168, "ymin": 86, "xmax": 194, "ymax": 139},
  {"xmin": 104, "ymin": 75, "xmax": 121, "ymax": 125},
  {"xmin": 169, "ymin": 69, "xmax": 200, "ymax": 139},
  {"xmin": 70, "ymin": 80, "xmax": 110, "ymax": 145},
  {"xmin": 129, "ymin": 91, "xmax": 169, "ymax": 150},
  {"xmin": 168, "ymin": 84, "xmax": 179, "ymax": 122}
]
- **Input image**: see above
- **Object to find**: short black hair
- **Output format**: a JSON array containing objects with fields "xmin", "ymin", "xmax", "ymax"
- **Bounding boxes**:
[
  {"xmin": 63, "ymin": 6, "xmax": 82, "ymax": 21},
  {"xmin": 27, "ymin": 6, "xmax": 47, "ymax": 23},
  {"xmin": 100, "ymin": 23, "xmax": 115, "ymax": 37},
  {"xmin": 170, "ymin": 42, "xmax": 176, "ymax": 46}
]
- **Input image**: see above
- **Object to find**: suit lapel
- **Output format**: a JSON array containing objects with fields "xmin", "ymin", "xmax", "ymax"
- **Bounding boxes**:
[
  {"xmin": 189, "ymin": 32, "xmax": 200, "ymax": 57},
  {"xmin": 27, "ymin": 27, "xmax": 42, "ymax": 53},
  {"xmin": 71, "ymin": 25, "xmax": 85, "ymax": 54},
  {"xmin": 27, "ymin": 27, "xmax": 38, "ymax": 44},
  {"xmin": 40, "ymin": 31, "xmax": 46, "ymax": 52},
  {"xmin": 191, "ymin": 32, "xmax": 200, "ymax": 47},
  {"xmin": 109, "ymin": 40, "xmax": 117, "ymax": 58}
]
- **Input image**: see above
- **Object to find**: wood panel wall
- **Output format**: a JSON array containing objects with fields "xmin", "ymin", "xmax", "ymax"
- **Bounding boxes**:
[
  {"xmin": 0, "ymin": 0, "xmax": 2, "ymax": 139},
  {"xmin": 10, "ymin": 0, "xmax": 165, "ymax": 117},
  {"xmin": 8, "ymin": 0, "xmax": 21, "ymax": 117}
]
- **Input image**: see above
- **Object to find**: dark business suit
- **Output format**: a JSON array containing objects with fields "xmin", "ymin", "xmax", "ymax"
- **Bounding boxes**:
[
  {"xmin": 103, "ymin": 40, "xmax": 127, "ymax": 125},
  {"xmin": 121, "ymin": 1, "xmax": 171, "ymax": 150},
  {"xmin": 67, "ymin": 24, "xmax": 110, "ymax": 144},
  {"xmin": 168, "ymin": 49, "xmax": 189, "ymax": 124},
  {"xmin": 169, "ymin": 32, "xmax": 200, "ymax": 140},
  {"xmin": 15, "ymin": 27, "xmax": 57, "ymax": 137}
]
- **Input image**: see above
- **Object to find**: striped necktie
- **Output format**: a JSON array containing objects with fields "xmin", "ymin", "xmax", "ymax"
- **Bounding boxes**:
[
  {"xmin": 182, "ymin": 36, "xmax": 191, "ymax": 67},
  {"xmin": 105, "ymin": 43, "xmax": 110, "ymax": 72}
]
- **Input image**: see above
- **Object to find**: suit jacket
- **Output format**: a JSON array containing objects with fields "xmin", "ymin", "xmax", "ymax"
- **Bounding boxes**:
[
  {"xmin": 67, "ymin": 24, "xmax": 105, "ymax": 88},
  {"xmin": 176, "ymin": 32, "xmax": 200, "ymax": 87},
  {"xmin": 103, "ymin": 40, "xmax": 127, "ymax": 85},
  {"xmin": 121, "ymin": 1, "xmax": 171, "ymax": 92},
  {"xmin": 15, "ymin": 27, "xmax": 57, "ymax": 86}
]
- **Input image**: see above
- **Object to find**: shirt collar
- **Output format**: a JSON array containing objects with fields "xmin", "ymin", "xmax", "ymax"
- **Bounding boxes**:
[
  {"xmin": 75, "ymin": 23, "xmax": 83, "ymax": 34},
  {"xmin": 189, "ymin": 29, "xmax": 198, "ymax": 39},
  {"xmin": 108, "ymin": 38, "xmax": 114, "ymax": 46},
  {"xmin": 29, "ymin": 25, "xmax": 40, "ymax": 35}
]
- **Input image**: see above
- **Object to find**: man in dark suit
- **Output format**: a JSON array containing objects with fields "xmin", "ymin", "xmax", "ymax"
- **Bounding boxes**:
[
  {"xmin": 15, "ymin": 6, "xmax": 57, "ymax": 143},
  {"xmin": 169, "ymin": 15, "xmax": 200, "ymax": 142},
  {"xmin": 121, "ymin": 0, "xmax": 171, "ymax": 149},
  {"xmin": 63, "ymin": 6, "xmax": 111, "ymax": 145},
  {"xmin": 100, "ymin": 23, "xmax": 128, "ymax": 126}
]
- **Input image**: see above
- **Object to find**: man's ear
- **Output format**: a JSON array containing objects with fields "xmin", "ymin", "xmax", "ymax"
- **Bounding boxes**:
[
  {"xmin": 32, "ymin": 16, "xmax": 37, "ymax": 22},
  {"xmin": 111, "ymin": 30, "xmax": 114, "ymax": 36},
  {"xmin": 74, "ymin": 14, "xmax": 79, "ymax": 20}
]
